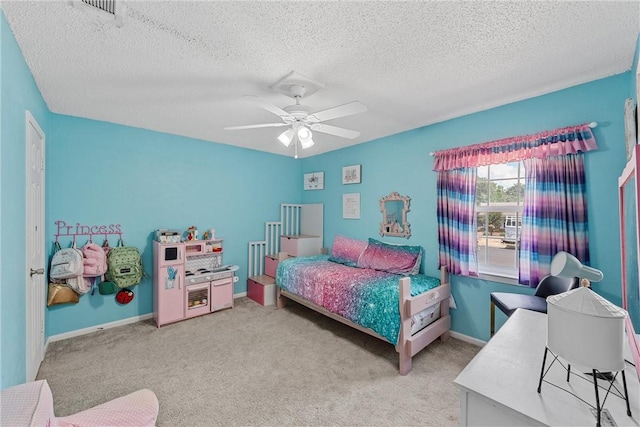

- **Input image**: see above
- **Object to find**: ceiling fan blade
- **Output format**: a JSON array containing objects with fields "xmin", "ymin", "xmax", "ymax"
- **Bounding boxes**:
[
  {"xmin": 243, "ymin": 95, "xmax": 291, "ymax": 118},
  {"xmin": 224, "ymin": 123, "xmax": 288, "ymax": 130},
  {"xmin": 309, "ymin": 123, "xmax": 361, "ymax": 139},
  {"xmin": 308, "ymin": 101, "xmax": 367, "ymax": 123}
]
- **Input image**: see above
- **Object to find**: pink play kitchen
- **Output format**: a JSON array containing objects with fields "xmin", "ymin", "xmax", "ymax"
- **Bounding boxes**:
[{"xmin": 153, "ymin": 228, "xmax": 238, "ymax": 327}]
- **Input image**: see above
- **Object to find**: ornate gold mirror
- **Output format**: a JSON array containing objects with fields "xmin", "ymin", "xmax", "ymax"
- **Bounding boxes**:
[{"xmin": 379, "ymin": 192, "xmax": 411, "ymax": 238}]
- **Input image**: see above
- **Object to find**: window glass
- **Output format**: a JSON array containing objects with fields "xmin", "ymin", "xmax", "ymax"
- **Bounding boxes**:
[{"xmin": 476, "ymin": 162, "xmax": 524, "ymax": 277}]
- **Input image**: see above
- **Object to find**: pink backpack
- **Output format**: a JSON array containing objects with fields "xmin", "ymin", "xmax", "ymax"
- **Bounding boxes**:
[{"xmin": 82, "ymin": 242, "xmax": 107, "ymax": 279}]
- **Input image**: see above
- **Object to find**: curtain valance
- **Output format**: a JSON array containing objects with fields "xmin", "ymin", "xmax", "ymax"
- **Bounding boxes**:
[{"xmin": 432, "ymin": 123, "xmax": 598, "ymax": 172}]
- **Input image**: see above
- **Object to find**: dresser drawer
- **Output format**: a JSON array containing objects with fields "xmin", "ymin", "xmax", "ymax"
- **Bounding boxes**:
[{"xmin": 280, "ymin": 235, "xmax": 321, "ymax": 257}]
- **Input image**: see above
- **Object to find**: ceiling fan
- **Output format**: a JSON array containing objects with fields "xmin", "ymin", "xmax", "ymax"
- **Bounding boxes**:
[{"xmin": 224, "ymin": 84, "xmax": 367, "ymax": 157}]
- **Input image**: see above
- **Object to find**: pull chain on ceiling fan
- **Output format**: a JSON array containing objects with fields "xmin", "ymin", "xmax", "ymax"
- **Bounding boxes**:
[{"xmin": 224, "ymin": 83, "xmax": 367, "ymax": 157}]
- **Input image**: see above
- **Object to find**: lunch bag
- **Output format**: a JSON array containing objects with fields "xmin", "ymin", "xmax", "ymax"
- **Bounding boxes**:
[{"xmin": 105, "ymin": 239, "xmax": 144, "ymax": 289}]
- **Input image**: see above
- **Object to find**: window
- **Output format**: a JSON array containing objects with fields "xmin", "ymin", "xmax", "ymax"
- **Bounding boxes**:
[{"xmin": 476, "ymin": 161, "xmax": 524, "ymax": 278}]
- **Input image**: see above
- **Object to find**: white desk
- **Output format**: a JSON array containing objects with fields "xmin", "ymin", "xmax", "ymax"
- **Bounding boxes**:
[{"xmin": 454, "ymin": 309, "xmax": 639, "ymax": 426}]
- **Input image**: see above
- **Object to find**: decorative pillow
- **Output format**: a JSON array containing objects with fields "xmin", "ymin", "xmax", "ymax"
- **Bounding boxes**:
[
  {"xmin": 328, "ymin": 235, "xmax": 368, "ymax": 267},
  {"xmin": 358, "ymin": 238, "xmax": 423, "ymax": 275}
]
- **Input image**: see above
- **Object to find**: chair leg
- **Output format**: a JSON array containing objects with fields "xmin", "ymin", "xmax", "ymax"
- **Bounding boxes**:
[{"xmin": 490, "ymin": 302, "xmax": 495, "ymax": 337}]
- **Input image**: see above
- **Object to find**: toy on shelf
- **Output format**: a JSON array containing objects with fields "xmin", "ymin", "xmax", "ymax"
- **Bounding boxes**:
[
  {"xmin": 203, "ymin": 228, "xmax": 216, "ymax": 240},
  {"xmin": 186, "ymin": 226, "xmax": 198, "ymax": 241},
  {"xmin": 155, "ymin": 229, "xmax": 181, "ymax": 244}
]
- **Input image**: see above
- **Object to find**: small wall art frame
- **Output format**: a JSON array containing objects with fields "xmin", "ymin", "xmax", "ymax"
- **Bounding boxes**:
[
  {"xmin": 343, "ymin": 193, "xmax": 360, "ymax": 219},
  {"xmin": 342, "ymin": 165, "xmax": 361, "ymax": 184},
  {"xmin": 304, "ymin": 172, "xmax": 324, "ymax": 190}
]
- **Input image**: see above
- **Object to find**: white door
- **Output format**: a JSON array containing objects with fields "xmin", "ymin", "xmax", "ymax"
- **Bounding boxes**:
[{"xmin": 25, "ymin": 111, "xmax": 45, "ymax": 381}]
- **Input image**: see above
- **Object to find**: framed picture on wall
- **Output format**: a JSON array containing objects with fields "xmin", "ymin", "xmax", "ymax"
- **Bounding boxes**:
[
  {"xmin": 304, "ymin": 172, "xmax": 324, "ymax": 190},
  {"xmin": 343, "ymin": 193, "xmax": 360, "ymax": 219},
  {"xmin": 342, "ymin": 165, "xmax": 361, "ymax": 184},
  {"xmin": 625, "ymin": 98, "xmax": 637, "ymax": 161}
]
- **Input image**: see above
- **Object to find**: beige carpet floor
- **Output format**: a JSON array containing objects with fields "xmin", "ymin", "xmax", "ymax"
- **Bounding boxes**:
[{"xmin": 37, "ymin": 297, "xmax": 480, "ymax": 426}]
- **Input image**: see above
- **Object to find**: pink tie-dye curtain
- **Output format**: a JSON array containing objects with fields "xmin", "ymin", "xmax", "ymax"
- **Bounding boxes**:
[
  {"xmin": 433, "ymin": 124, "xmax": 597, "ymax": 172},
  {"xmin": 437, "ymin": 168, "xmax": 478, "ymax": 276},
  {"xmin": 433, "ymin": 123, "xmax": 597, "ymax": 285},
  {"xmin": 518, "ymin": 155, "xmax": 591, "ymax": 287}
]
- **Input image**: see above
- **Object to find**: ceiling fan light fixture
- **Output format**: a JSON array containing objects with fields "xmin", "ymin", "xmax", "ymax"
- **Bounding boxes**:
[
  {"xmin": 298, "ymin": 126, "xmax": 314, "ymax": 149},
  {"xmin": 227, "ymin": 86, "xmax": 367, "ymax": 157},
  {"xmin": 297, "ymin": 125, "xmax": 311, "ymax": 140},
  {"xmin": 277, "ymin": 128, "xmax": 294, "ymax": 147},
  {"xmin": 300, "ymin": 136, "xmax": 315, "ymax": 149}
]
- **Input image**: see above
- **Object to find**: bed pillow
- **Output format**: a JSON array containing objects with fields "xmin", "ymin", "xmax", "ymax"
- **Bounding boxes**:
[
  {"xmin": 327, "ymin": 235, "xmax": 368, "ymax": 267},
  {"xmin": 358, "ymin": 238, "xmax": 423, "ymax": 275}
]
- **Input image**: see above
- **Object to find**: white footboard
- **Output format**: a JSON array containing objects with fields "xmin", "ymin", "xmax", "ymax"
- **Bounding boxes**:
[{"xmin": 397, "ymin": 266, "xmax": 451, "ymax": 375}]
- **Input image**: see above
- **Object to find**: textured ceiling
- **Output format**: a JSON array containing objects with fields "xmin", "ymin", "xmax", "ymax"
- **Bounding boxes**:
[{"xmin": 2, "ymin": 1, "xmax": 639, "ymax": 158}]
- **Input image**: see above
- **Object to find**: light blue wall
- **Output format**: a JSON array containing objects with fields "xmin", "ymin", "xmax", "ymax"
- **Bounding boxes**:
[
  {"xmin": 1, "ymin": 12, "xmax": 50, "ymax": 389},
  {"xmin": 302, "ymin": 72, "xmax": 633, "ymax": 342},
  {"xmin": 45, "ymin": 114, "xmax": 300, "ymax": 336}
]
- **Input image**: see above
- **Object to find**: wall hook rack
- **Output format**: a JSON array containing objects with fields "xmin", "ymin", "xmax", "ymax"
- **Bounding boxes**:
[{"xmin": 53, "ymin": 220, "xmax": 123, "ymax": 242}]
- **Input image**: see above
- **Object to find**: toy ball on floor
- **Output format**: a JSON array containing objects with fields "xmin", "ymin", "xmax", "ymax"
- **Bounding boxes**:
[{"xmin": 116, "ymin": 289, "xmax": 134, "ymax": 305}]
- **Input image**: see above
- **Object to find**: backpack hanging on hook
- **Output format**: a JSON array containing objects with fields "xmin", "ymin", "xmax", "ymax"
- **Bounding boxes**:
[
  {"xmin": 81, "ymin": 241, "xmax": 108, "ymax": 295},
  {"xmin": 105, "ymin": 236, "xmax": 144, "ymax": 289},
  {"xmin": 50, "ymin": 240, "xmax": 89, "ymax": 295},
  {"xmin": 49, "ymin": 241, "xmax": 83, "ymax": 280},
  {"xmin": 82, "ymin": 242, "xmax": 107, "ymax": 279}
]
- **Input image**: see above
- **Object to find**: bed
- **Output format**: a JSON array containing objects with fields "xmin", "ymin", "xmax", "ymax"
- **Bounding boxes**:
[{"xmin": 275, "ymin": 236, "xmax": 451, "ymax": 375}]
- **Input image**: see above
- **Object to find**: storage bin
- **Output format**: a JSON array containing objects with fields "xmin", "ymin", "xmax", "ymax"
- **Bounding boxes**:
[
  {"xmin": 280, "ymin": 235, "xmax": 321, "ymax": 257},
  {"xmin": 248, "ymin": 277, "xmax": 276, "ymax": 306}
]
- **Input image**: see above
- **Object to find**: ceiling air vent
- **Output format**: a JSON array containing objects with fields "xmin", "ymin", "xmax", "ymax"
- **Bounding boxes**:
[{"xmin": 71, "ymin": 0, "xmax": 125, "ymax": 27}]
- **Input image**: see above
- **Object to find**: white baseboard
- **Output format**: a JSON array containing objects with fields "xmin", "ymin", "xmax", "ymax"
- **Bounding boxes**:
[
  {"xmin": 46, "ymin": 313, "xmax": 154, "ymax": 345},
  {"xmin": 450, "ymin": 330, "xmax": 486, "ymax": 347},
  {"xmin": 47, "ymin": 293, "xmax": 249, "ymax": 345}
]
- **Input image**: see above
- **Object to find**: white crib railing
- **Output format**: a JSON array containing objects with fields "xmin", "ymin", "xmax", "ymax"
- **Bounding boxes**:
[
  {"xmin": 247, "ymin": 240, "xmax": 266, "ymax": 279},
  {"xmin": 264, "ymin": 221, "xmax": 282, "ymax": 255},
  {"xmin": 281, "ymin": 204, "xmax": 302, "ymax": 235},
  {"xmin": 247, "ymin": 204, "xmax": 302, "ymax": 278}
]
